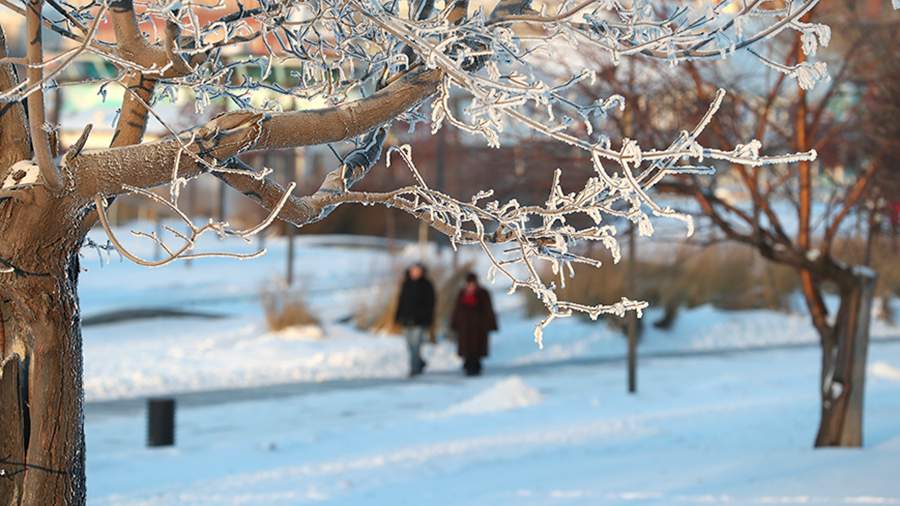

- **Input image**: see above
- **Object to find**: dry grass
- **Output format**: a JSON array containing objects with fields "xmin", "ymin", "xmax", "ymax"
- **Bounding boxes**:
[
  {"xmin": 261, "ymin": 284, "xmax": 321, "ymax": 332},
  {"xmin": 832, "ymin": 235, "xmax": 900, "ymax": 298},
  {"xmin": 353, "ymin": 281, "xmax": 402, "ymax": 335},
  {"xmin": 832, "ymin": 235, "xmax": 900, "ymax": 323},
  {"xmin": 525, "ymin": 243, "xmax": 801, "ymax": 321}
]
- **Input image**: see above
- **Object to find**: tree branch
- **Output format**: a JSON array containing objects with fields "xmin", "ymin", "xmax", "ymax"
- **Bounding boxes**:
[
  {"xmin": 72, "ymin": 67, "xmax": 442, "ymax": 199},
  {"xmin": 110, "ymin": 71, "xmax": 156, "ymax": 148},
  {"xmin": 822, "ymin": 161, "xmax": 878, "ymax": 253},
  {"xmin": 216, "ymin": 130, "xmax": 494, "ymax": 244},
  {"xmin": 215, "ymin": 128, "xmax": 384, "ymax": 225},
  {"xmin": 0, "ymin": 27, "xmax": 31, "ymax": 173},
  {"xmin": 108, "ymin": 0, "xmax": 197, "ymax": 78},
  {"xmin": 25, "ymin": 0, "xmax": 63, "ymax": 192}
]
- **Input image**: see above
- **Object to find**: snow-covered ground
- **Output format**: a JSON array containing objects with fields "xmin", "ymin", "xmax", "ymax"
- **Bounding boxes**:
[
  {"xmin": 86, "ymin": 340, "xmax": 900, "ymax": 505},
  {"xmin": 82, "ymin": 299, "xmax": 900, "ymax": 403},
  {"xmin": 79, "ymin": 227, "xmax": 900, "ymax": 504}
]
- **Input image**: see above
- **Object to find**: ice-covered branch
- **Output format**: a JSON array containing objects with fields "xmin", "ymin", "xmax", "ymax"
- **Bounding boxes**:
[{"xmin": 8, "ymin": 0, "xmax": 824, "ymax": 340}]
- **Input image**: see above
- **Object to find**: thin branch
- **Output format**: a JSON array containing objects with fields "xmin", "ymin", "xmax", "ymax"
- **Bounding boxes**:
[
  {"xmin": 823, "ymin": 161, "xmax": 879, "ymax": 254},
  {"xmin": 25, "ymin": 0, "xmax": 63, "ymax": 192}
]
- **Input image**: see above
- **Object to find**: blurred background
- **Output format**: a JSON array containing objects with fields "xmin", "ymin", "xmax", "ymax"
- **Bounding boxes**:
[{"xmin": 3, "ymin": 0, "xmax": 898, "ymax": 504}]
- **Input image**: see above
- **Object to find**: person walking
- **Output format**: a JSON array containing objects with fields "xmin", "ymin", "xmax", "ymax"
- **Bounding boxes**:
[
  {"xmin": 394, "ymin": 263, "xmax": 436, "ymax": 376},
  {"xmin": 451, "ymin": 273, "xmax": 498, "ymax": 376}
]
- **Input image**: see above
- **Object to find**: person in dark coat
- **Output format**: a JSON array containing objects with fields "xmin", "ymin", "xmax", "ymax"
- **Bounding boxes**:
[
  {"xmin": 451, "ymin": 273, "xmax": 498, "ymax": 376},
  {"xmin": 394, "ymin": 263, "xmax": 436, "ymax": 376}
]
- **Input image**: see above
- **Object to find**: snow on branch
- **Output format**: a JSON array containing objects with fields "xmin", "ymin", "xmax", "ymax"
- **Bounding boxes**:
[
  {"xmin": 93, "ymin": 181, "xmax": 295, "ymax": 268},
  {"xmin": 13, "ymin": 0, "xmax": 824, "ymax": 338},
  {"xmin": 351, "ymin": 86, "xmax": 815, "ymax": 346}
]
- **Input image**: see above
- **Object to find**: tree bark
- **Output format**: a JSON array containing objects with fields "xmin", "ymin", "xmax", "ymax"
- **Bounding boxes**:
[
  {"xmin": 19, "ymin": 261, "xmax": 86, "ymax": 505},
  {"xmin": 0, "ymin": 190, "xmax": 87, "ymax": 504},
  {"xmin": 0, "ymin": 355, "xmax": 26, "ymax": 505},
  {"xmin": 814, "ymin": 269, "xmax": 876, "ymax": 448}
]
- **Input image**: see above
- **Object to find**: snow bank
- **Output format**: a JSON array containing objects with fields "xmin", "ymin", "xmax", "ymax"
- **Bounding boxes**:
[
  {"xmin": 870, "ymin": 362, "xmax": 900, "ymax": 381},
  {"xmin": 79, "ymin": 232, "xmax": 900, "ymax": 402},
  {"xmin": 269, "ymin": 325, "xmax": 325, "ymax": 341},
  {"xmin": 441, "ymin": 376, "xmax": 542, "ymax": 417}
]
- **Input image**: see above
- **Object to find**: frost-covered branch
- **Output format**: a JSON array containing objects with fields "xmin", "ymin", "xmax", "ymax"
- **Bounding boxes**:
[
  {"xmin": 214, "ymin": 89, "xmax": 815, "ymax": 344},
  {"xmin": 0, "ymin": 0, "xmax": 828, "ymax": 338},
  {"xmin": 94, "ymin": 181, "xmax": 295, "ymax": 267}
]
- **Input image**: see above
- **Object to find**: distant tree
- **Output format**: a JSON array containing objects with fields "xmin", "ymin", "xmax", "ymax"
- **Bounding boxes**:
[
  {"xmin": 509, "ymin": 1, "xmax": 896, "ymax": 448},
  {"xmin": 663, "ymin": 3, "xmax": 898, "ymax": 448},
  {"xmin": 0, "ymin": 0, "xmax": 826, "ymax": 502}
]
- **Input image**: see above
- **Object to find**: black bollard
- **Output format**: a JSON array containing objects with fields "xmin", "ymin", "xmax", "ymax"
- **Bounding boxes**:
[{"xmin": 147, "ymin": 397, "xmax": 176, "ymax": 447}]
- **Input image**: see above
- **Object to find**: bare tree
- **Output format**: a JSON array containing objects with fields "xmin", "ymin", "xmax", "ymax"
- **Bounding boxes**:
[
  {"xmin": 662, "ymin": 3, "xmax": 898, "ymax": 448},
  {"xmin": 0, "ymin": 0, "xmax": 824, "ymax": 503},
  {"xmin": 536, "ymin": 1, "xmax": 898, "ymax": 448}
]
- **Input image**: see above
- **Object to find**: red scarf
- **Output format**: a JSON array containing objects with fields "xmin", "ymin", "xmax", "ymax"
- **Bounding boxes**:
[{"xmin": 461, "ymin": 290, "xmax": 478, "ymax": 307}]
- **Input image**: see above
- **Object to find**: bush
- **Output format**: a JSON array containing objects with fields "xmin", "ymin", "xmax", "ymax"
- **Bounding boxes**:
[
  {"xmin": 832, "ymin": 235, "xmax": 900, "ymax": 298},
  {"xmin": 261, "ymin": 284, "xmax": 321, "ymax": 332},
  {"xmin": 831, "ymin": 234, "xmax": 900, "ymax": 323},
  {"xmin": 353, "ymin": 279, "xmax": 402, "ymax": 335}
]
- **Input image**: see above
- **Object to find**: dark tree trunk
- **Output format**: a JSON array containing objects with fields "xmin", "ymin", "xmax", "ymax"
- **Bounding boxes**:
[{"xmin": 814, "ymin": 269, "xmax": 876, "ymax": 448}]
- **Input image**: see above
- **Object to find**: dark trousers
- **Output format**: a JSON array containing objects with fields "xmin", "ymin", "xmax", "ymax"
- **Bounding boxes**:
[{"xmin": 463, "ymin": 357, "xmax": 482, "ymax": 376}]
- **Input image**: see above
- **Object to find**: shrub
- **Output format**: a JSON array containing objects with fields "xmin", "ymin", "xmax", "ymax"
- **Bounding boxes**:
[
  {"xmin": 261, "ymin": 284, "xmax": 321, "ymax": 332},
  {"xmin": 831, "ymin": 234, "xmax": 900, "ymax": 323},
  {"xmin": 353, "ymin": 279, "xmax": 402, "ymax": 335}
]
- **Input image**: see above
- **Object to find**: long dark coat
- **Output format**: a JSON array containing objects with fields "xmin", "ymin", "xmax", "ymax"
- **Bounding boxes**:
[
  {"xmin": 395, "ymin": 273, "xmax": 436, "ymax": 327},
  {"xmin": 451, "ymin": 287, "xmax": 498, "ymax": 359}
]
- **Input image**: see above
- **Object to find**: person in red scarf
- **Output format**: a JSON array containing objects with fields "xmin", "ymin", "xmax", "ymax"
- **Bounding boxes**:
[{"xmin": 451, "ymin": 273, "xmax": 498, "ymax": 376}]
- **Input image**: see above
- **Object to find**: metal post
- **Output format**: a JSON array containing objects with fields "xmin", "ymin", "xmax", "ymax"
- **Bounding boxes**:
[
  {"xmin": 622, "ymin": 79, "xmax": 638, "ymax": 394},
  {"xmin": 287, "ymin": 225, "xmax": 295, "ymax": 286},
  {"xmin": 184, "ymin": 183, "xmax": 195, "ymax": 269},
  {"xmin": 436, "ymin": 103, "xmax": 452, "ymax": 262},
  {"xmin": 418, "ymin": 220, "xmax": 428, "ymax": 259},
  {"xmin": 286, "ymin": 149, "xmax": 302, "ymax": 286},
  {"xmin": 217, "ymin": 178, "xmax": 227, "ymax": 223},
  {"xmin": 627, "ymin": 221, "xmax": 638, "ymax": 394},
  {"xmin": 147, "ymin": 397, "xmax": 176, "ymax": 447},
  {"xmin": 153, "ymin": 216, "xmax": 162, "ymax": 261}
]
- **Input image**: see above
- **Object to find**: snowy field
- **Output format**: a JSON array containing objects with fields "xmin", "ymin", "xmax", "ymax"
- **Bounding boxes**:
[{"xmin": 79, "ymin": 227, "xmax": 900, "ymax": 505}]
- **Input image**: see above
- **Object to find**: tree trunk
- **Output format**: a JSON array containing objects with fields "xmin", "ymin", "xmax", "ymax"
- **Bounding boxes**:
[
  {"xmin": 1, "ymin": 188, "xmax": 88, "ymax": 505},
  {"xmin": 814, "ymin": 269, "xmax": 876, "ymax": 448},
  {"xmin": 3, "ymin": 23, "xmax": 88, "ymax": 503}
]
